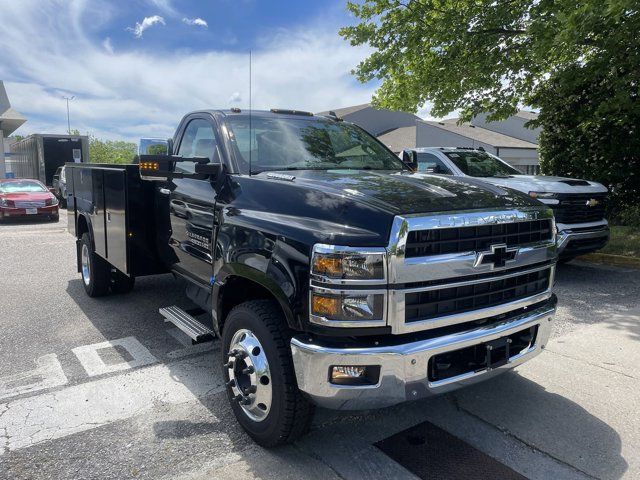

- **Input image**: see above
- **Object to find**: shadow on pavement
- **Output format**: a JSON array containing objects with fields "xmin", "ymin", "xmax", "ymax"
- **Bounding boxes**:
[
  {"xmin": 64, "ymin": 275, "xmax": 253, "ymax": 451},
  {"xmin": 451, "ymin": 371, "xmax": 628, "ymax": 479}
]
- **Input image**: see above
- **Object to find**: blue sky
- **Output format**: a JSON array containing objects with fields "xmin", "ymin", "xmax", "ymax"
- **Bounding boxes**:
[{"xmin": 2, "ymin": 0, "xmax": 427, "ymax": 141}]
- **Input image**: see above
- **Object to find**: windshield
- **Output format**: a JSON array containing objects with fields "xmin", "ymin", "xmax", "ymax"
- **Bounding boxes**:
[
  {"xmin": 0, "ymin": 180, "xmax": 48, "ymax": 193},
  {"xmin": 225, "ymin": 116, "xmax": 406, "ymax": 174},
  {"xmin": 443, "ymin": 151, "xmax": 521, "ymax": 177}
]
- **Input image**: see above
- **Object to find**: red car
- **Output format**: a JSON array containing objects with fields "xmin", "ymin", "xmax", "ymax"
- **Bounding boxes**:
[{"xmin": 0, "ymin": 178, "xmax": 59, "ymax": 222}]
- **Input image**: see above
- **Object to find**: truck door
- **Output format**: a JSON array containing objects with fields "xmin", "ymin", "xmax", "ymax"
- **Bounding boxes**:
[{"xmin": 166, "ymin": 117, "xmax": 219, "ymax": 285}]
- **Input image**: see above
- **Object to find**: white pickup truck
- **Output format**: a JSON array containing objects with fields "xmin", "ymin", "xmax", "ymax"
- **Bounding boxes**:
[{"xmin": 401, "ymin": 147, "xmax": 609, "ymax": 261}]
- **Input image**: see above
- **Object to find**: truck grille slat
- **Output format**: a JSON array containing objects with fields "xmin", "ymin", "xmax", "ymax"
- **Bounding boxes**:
[
  {"xmin": 405, "ymin": 219, "xmax": 552, "ymax": 258},
  {"xmin": 553, "ymin": 193, "xmax": 606, "ymax": 224},
  {"xmin": 405, "ymin": 268, "xmax": 551, "ymax": 323}
]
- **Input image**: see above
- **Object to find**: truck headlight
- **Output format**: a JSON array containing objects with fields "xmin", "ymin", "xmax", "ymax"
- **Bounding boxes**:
[
  {"xmin": 529, "ymin": 192, "xmax": 559, "ymax": 205},
  {"xmin": 311, "ymin": 244, "xmax": 386, "ymax": 282},
  {"xmin": 311, "ymin": 291, "xmax": 385, "ymax": 322}
]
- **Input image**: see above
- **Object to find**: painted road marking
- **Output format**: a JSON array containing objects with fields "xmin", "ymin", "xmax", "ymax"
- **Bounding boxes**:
[
  {"xmin": 0, "ymin": 354, "xmax": 68, "ymax": 402},
  {"xmin": 72, "ymin": 337, "xmax": 158, "ymax": 377},
  {"xmin": 0, "ymin": 352, "xmax": 225, "ymax": 455}
]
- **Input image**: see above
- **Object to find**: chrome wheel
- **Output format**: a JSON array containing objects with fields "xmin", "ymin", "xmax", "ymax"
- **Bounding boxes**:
[
  {"xmin": 81, "ymin": 243, "xmax": 91, "ymax": 286},
  {"xmin": 225, "ymin": 329, "xmax": 272, "ymax": 422}
]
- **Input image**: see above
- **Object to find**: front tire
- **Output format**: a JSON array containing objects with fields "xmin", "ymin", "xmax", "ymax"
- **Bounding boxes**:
[
  {"xmin": 80, "ymin": 233, "xmax": 110, "ymax": 297},
  {"xmin": 221, "ymin": 300, "xmax": 314, "ymax": 447}
]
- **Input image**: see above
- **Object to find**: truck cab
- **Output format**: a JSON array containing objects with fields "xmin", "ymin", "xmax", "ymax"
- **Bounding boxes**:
[
  {"xmin": 67, "ymin": 110, "xmax": 558, "ymax": 447},
  {"xmin": 401, "ymin": 147, "xmax": 609, "ymax": 260}
]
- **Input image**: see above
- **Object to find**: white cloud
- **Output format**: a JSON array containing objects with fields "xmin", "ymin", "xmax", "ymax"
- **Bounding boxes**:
[
  {"xmin": 0, "ymin": 0, "xmax": 376, "ymax": 142},
  {"xmin": 182, "ymin": 17, "xmax": 207, "ymax": 28},
  {"xmin": 102, "ymin": 37, "xmax": 114, "ymax": 54},
  {"xmin": 128, "ymin": 15, "xmax": 165, "ymax": 38}
]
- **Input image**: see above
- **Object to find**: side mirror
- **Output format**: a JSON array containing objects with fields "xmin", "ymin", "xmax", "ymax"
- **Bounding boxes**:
[
  {"xmin": 401, "ymin": 150, "xmax": 418, "ymax": 171},
  {"xmin": 139, "ymin": 138, "xmax": 171, "ymax": 155},
  {"xmin": 138, "ymin": 154, "xmax": 176, "ymax": 181}
]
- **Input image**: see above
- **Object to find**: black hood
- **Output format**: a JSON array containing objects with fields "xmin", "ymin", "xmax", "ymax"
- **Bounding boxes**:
[
  {"xmin": 269, "ymin": 169, "xmax": 540, "ymax": 214},
  {"xmin": 224, "ymin": 169, "xmax": 544, "ymax": 247}
]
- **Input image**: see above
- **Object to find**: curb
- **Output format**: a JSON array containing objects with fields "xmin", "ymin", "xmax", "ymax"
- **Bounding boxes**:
[{"xmin": 578, "ymin": 252, "xmax": 640, "ymax": 270}]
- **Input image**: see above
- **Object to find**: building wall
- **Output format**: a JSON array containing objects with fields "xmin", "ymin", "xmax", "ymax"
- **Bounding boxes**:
[
  {"xmin": 344, "ymin": 107, "xmax": 420, "ymax": 136},
  {"xmin": 471, "ymin": 113, "xmax": 540, "ymax": 144}
]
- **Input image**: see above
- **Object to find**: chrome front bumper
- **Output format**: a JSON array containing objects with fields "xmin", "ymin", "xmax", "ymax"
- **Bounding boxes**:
[
  {"xmin": 291, "ymin": 298, "xmax": 556, "ymax": 410},
  {"xmin": 556, "ymin": 222, "xmax": 609, "ymax": 255}
]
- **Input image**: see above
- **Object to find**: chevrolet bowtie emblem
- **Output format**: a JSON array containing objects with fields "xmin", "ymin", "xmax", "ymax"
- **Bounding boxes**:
[
  {"xmin": 474, "ymin": 244, "xmax": 519, "ymax": 269},
  {"xmin": 586, "ymin": 198, "xmax": 600, "ymax": 207}
]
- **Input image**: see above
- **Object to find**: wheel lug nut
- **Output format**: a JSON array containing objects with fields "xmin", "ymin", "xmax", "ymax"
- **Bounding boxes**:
[
  {"xmin": 241, "ymin": 398, "xmax": 251, "ymax": 405},
  {"xmin": 242, "ymin": 367, "xmax": 254, "ymax": 375},
  {"xmin": 223, "ymin": 361, "xmax": 234, "ymax": 368},
  {"xmin": 226, "ymin": 379, "xmax": 236, "ymax": 387},
  {"xmin": 233, "ymin": 394, "xmax": 243, "ymax": 402},
  {"xmin": 245, "ymin": 385, "xmax": 257, "ymax": 394}
]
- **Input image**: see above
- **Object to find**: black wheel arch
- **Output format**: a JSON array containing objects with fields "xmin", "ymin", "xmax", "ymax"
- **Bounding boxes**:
[{"xmin": 213, "ymin": 265, "xmax": 299, "ymax": 337}]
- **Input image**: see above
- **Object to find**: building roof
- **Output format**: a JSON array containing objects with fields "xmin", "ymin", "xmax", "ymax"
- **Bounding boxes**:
[
  {"xmin": 421, "ymin": 120, "xmax": 538, "ymax": 149},
  {"xmin": 514, "ymin": 110, "xmax": 538, "ymax": 121},
  {"xmin": 0, "ymin": 81, "xmax": 26, "ymax": 136},
  {"xmin": 377, "ymin": 126, "xmax": 417, "ymax": 152},
  {"xmin": 317, "ymin": 103, "xmax": 371, "ymax": 117}
]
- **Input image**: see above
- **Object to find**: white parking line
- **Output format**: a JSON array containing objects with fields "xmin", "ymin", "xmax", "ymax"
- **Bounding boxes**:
[
  {"xmin": 0, "ymin": 354, "xmax": 68, "ymax": 402},
  {"xmin": 72, "ymin": 337, "xmax": 158, "ymax": 377},
  {"xmin": 0, "ymin": 353, "xmax": 224, "ymax": 455}
]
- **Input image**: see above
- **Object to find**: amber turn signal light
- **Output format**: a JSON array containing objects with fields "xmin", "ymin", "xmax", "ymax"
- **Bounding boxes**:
[
  {"xmin": 311, "ymin": 294, "xmax": 340, "ymax": 317},
  {"xmin": 312, "ymin": 255, "xmax": 342, "ymax": 277}
]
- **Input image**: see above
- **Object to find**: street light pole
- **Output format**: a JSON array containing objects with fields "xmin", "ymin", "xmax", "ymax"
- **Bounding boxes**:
[{"xmin": 62, "ymin": 96, "xmax": 75, "ymax": 134}]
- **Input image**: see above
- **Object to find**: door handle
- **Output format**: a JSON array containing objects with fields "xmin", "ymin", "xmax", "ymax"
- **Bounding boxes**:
[
  {"xmin": 107, "ymin": 211, "xmax": 111, "ymax": 223},
  {"xmin": 159, "ymin": 188, "xmax": 171, "ymax": 195}
]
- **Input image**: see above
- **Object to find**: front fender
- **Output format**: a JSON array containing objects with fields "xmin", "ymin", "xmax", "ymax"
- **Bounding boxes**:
[{"xmin": 213, "ymin": 258, "xmax": 303, "ymax": 333}]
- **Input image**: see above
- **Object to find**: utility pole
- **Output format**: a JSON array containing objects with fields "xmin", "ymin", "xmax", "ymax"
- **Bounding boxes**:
[{"xmin": 62, "ymin": 96, "xmax": 75, "ymax": 134}]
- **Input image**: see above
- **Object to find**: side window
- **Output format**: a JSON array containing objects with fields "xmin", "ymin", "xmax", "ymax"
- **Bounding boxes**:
[
  {"xmin": 416, "ymin": 153, "xmax": 452, "ymax": 174},
  {"xmin": 176, "ymin": 119, "xmax": 217, "ymax": 173}
]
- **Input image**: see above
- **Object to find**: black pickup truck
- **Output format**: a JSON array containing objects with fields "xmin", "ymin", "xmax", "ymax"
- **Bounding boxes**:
[{"xmin": 66, "ymin": 109, "xmax": 558, "ymax": 446}]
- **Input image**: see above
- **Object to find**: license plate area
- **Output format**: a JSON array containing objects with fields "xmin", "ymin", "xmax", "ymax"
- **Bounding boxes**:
[
  {"xmin": 26, "ymin": 208, "xmax": 38, "ymax": 215},
  {"xmin": 428, "ymin": 325, "xmax": 538, "ymax": 382}
]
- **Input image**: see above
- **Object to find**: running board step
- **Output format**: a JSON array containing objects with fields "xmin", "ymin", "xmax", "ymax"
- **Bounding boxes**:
[{"xmin": 160, "ymin": 306, "xmax": 215, "ymax": 343}]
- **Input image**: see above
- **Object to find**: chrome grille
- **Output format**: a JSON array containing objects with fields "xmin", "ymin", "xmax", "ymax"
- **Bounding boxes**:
[
  {"xmin": 387, "ymin": 208, "xmax": 557, "ymax": 334},
  {"xmin": 552, "ymin": 193, "xmax": 606, "ymax": 224},
  {"xmin": 405, "ymin": 267, "xmax": 551, "ymax": 323},
  {"xmin": 14, "ymin": 200, "xmax": 46, "ymax": 208},
  {"xmin": 405, "ymin": 219, "xmax": 553, "ymax": 258}
]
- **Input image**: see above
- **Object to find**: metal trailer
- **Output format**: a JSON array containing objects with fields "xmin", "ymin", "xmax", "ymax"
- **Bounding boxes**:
[{"xmin": 8, "ymin": 134, "xmax": 89, "ymax": 186}]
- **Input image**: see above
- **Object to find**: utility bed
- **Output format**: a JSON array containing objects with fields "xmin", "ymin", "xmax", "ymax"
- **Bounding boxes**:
[{"xmin": 66, "ymin": 163, "xmax": 168, "ymax": 278}]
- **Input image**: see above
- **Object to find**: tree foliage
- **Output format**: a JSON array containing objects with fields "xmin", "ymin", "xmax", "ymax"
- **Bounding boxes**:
[
  {"xmin": 532, "ymin": 62, "xmax": 640, "ymax": 219},
  {"xmin": 341, "ymin": 0, "xmax": 640, "ymax": 216},
  {"xmin": 89, "ymin": 136, "xmax": 137, "ymax": 164},
  {"xmin": 340, "ymin": 0, "xmax": 639, "ymax": 121}
]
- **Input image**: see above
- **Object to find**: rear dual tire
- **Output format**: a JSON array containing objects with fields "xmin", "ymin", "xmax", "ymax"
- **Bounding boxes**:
[
  {"xmin": 221, "ymin": 300, "xmax": 314, "ymax": 447},
  {"xmin": 80, "ymin": 233, "xmax": 135, "ymax": 296}
]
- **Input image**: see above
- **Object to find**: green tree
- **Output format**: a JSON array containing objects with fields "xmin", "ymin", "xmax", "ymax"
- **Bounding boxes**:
[
  {"xmin": 341, "ymin": 0, "xmax": 640, "ymax": 216},
  {"xmin": 340, "ymin": 0, "xmax": 639, "ymax": 121},
  {"xmin": 89, "ymin": 136, "xmax": 137, "ymax": 164}
]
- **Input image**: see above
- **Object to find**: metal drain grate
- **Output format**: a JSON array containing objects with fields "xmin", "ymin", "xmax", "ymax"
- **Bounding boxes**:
[{"xmin": 375, "ymin": 420, "xmax": 527, "ymax": 480}]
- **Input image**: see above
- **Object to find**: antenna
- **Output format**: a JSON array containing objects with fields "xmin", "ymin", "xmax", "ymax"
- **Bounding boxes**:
[{"xmin": 249, "ymin": 49, "xmax": 252, "ymax": 176}]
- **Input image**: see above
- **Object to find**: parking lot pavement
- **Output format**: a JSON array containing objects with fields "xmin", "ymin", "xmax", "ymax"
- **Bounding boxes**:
[{"xmin": 1, "ymin": 216, "xmax": 639, "ymax": 479}]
